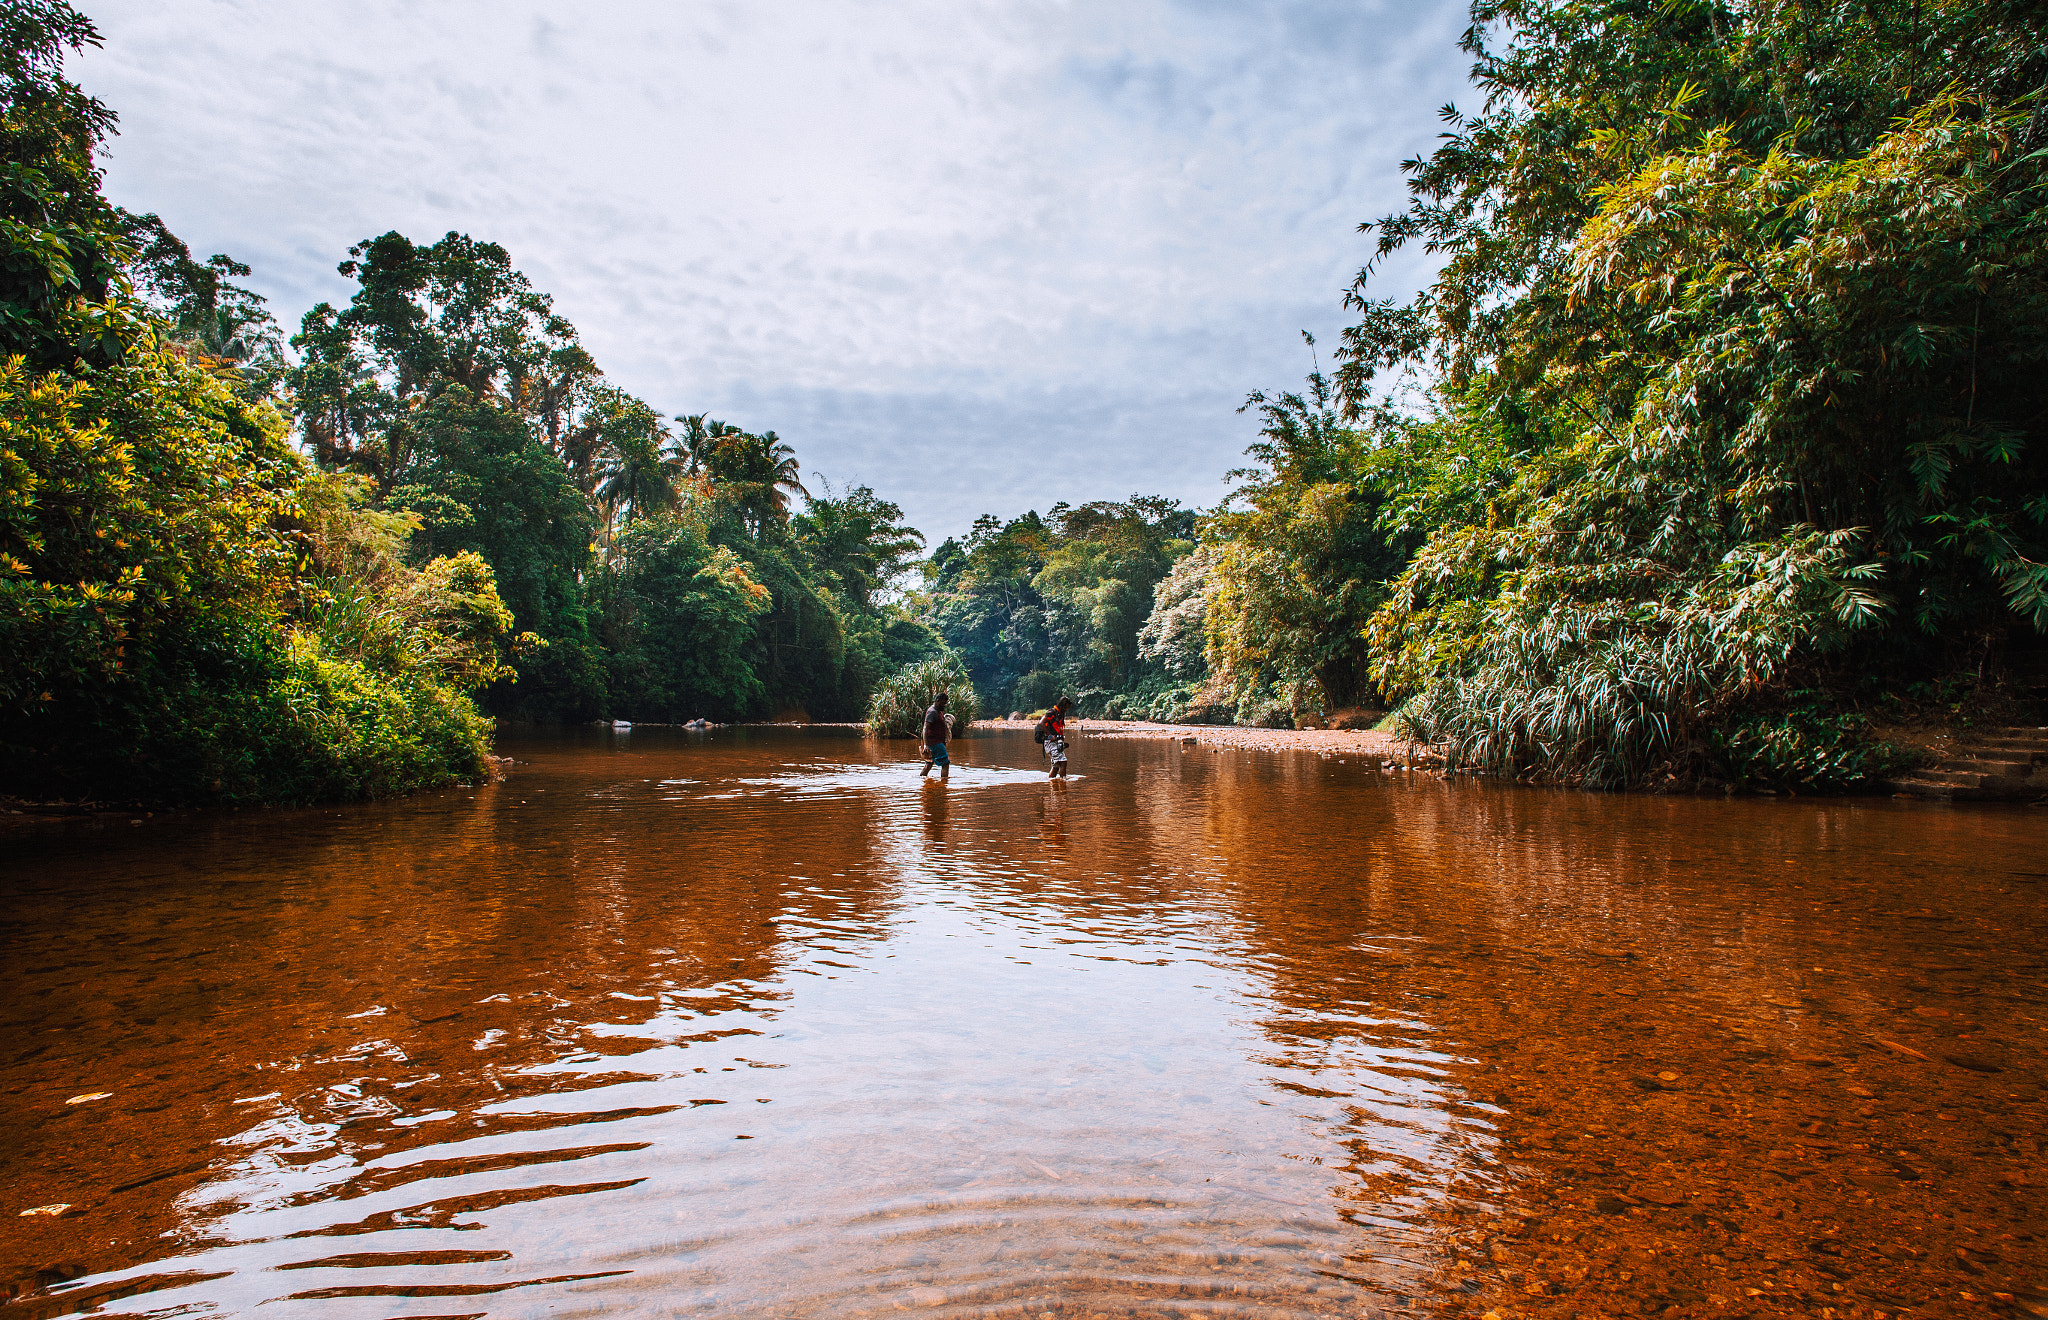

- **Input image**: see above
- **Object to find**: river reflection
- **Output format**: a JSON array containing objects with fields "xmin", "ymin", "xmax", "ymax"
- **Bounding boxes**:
[{"xmin": 3, "ymin": 727, "xmax": 2045, "ymax": 1319}]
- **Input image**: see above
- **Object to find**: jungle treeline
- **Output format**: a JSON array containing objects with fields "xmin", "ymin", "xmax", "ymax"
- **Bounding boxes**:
[{"xmin": 5, "ymin": 0, "xmax": 2044, "ymax": 802}]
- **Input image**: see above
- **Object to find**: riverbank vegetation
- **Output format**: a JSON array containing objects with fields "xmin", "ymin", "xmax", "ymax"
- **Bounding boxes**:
[
  {"xmin": 8, "ymin": 0, "xmax": 2042, "ymax": 802},
  {"xmin": 923, "ymin": 0, "xmax": 2048, "ymax": 791},
  {"xmin": 1334, "ymin": 0, "xmax": 2048, "ymax": 789},
  {"xmin": 864, "ymin": 655, "xmax": 979, "ymax": 738}
]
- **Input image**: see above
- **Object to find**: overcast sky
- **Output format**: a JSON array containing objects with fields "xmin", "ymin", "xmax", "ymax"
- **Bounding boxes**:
[{"xmin": 79, "ymin": 0, "xmax": 1470, "ymax": 544}]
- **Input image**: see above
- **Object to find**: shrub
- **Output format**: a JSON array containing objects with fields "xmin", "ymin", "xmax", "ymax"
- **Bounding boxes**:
[
  {"xmin": 1143, "ymin": 684, "xmax": 1199, "ymax": 723},
  {"xmin": 1709, "ymin": 697, "xmax": 1920, "ymax": 792},
  {"xmin": 866, "ymin": 655, "xmax": 978, "ymax": 736},
  {"xmin": 1, "ymin": 616, "xmax": 491, "ymax": 805},
  {"xmin": 0, "ymin": 377, "xmax": 510, "ymax": 806},
  {"xmin": 267, "ymin": 630, "xmax": 494, "ymax": 801}
]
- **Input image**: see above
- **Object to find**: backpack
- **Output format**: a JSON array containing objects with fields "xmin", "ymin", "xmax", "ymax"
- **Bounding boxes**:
[{"xmin": 1032, "ymin": 717, "xmax": 1049, "ymax": 745}]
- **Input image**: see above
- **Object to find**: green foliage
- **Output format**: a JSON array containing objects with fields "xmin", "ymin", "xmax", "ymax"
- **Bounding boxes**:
[
  {"xmin": 598, "ymin": 508, "xmax": 772, "ymax": 721},
  {"xmin": 0, "ymin": 358, "xmax": 499, "ymax": 803},
  {"xmin": 4, "ymin": 612, "xmax": 490, "ymax": 806},
  {"xmin": 865, "ymin": 654, "xmax": 979, "ymax": 737},
  {"xmin": 0, "ymin": 0, "xmax": 138, "ymax": 371},
  {"xmin": 1709, "ymin": 696, "xmax": 1918, "ymax": 793},
  {"xmin": 120, "ymin": 211, "xmax": 285, "ymax": 392},
  {"xmin": 1013, "ymin": 669, "xmax": 1062, "ymax": 712},
  {"xmin": 287, "ymin": 234, "xmax": 607, "ymax": 717},
  {"xmin": 919, "ymin": 497, "xmax": 1194, "ymax": 712},
  {"xmin": 1388, "ymin": 526, "xmax": 1886, "ymax": 785},
  {"xmin": 591, "ymin": 392, "xmax": 681, "ymax": 521},
  {"xmin": 1203, "ymin": 353, "xmax": 1420, "ymax": 713},
  {"xmin": 0, "ymin": 351, "xmax": 299, "ymax": 713},
  {"xmin": 1136, "ymin": 546, "xmax": 1213, "ymax": 683},
  {"xmin": 0, "ymin": 13, "xmax": 507, "ymax": 807},
  {"xmin": 294, "ymin": 469, "xmax": 519, "ymax": 691},
  {"xmin": 392, "ymin": 385, "xmax": 602, "ymax": 716},
  {"xmin": 794, "ymin": 482, "xmax": 924, "ymax": 610},
  {"xmin": 267, "ymin": 628, "xmax": 492, "ymax": 800},
  {"xmin": 1326, "ymin": 0, "xmax": 2048, "ymax": 787},
  {"xmin": 288, "ymin": 227, "xmax": 939, "ymax": 726},
  {"xmin": 678, "ymin": 414, "xmax": 809, "ymax": 534}
]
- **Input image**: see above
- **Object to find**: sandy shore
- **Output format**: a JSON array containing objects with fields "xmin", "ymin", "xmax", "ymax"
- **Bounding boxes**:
[{"xmin": 977, "ymin": 717, "xmax": 1412, "ymax": 760}]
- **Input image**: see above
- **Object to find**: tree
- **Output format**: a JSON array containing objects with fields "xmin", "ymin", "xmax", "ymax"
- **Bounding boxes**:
[
  {"xmin": 289, "ymin": 230, "xmax": 591, "ymax": 486},
  {"xmin": 290, "ymin": 231, "xmax": 615, "ymax": 716},
  {"xmin": 593, "ymin": 398, "xmax": 684, "ymax": 525},
  {"xmin": 1203, "ymin": 347, "xmax": 1413, "ymax": 713},
  {"xmin": 0, "ymin": 0, "xmax": 135, "ymax": 371},
  {"xmin": 918, "ymin": 497, "xmax": 1195, "ymax": 713},
  {"xmin": 120, "ymin": 210, "xmax": 285, "ymax": 390},
  {"xmin": 793, "ymin": 482, "xmax": 925, "ymax": 610},
  {"xmin": 599, "ymin": 510, "xmax": 771, "ymax": 721}
]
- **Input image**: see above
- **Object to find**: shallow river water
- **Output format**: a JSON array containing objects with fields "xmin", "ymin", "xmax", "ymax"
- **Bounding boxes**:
[{"xmin": 3, "ymin": 727, "xmax": 2045, "ymax": 1320}]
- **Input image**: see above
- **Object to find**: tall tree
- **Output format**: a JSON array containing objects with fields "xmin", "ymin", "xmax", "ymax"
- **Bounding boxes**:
[
  {"xmin": 794, "ymin": 483, "xmax": 925, "ymax": 610},
  {"xmin": 0, "ymin": 0, "xmax": 133, "ymax": 370},
  {"xmin": 595, "ymin": 405, "xmax": 687, "ymax": 525},
  {"xmin": 119, "ymin": 211, "xmax": 284, "ymax": 388}
]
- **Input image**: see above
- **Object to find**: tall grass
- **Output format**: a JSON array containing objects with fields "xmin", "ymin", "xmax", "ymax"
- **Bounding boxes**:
[
  {"xmin": 866, "ymin": 655, "xmax": 979, "ymax": 736},
  {"xmin": 1394, "ymin": 529, "xmax": 1887, "ymax": 787}
]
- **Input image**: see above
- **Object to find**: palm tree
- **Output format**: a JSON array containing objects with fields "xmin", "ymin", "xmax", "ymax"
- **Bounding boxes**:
[
  {"xmin": 753, "ymin": 430, "xmax": 809, "ymax": 517},
  {"xmin": 672, "ymin": 418, "xmax": 808, "ymax": 532},
  {"xmin": 672, "ymin": 414, "xmax": 714, "ymax": 474},
  {"xmin": 596, "ymin": 429, "xmax": 685, "ymax": 525}
]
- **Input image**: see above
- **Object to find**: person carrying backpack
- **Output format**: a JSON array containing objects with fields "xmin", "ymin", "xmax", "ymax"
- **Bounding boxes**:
[{"xmin": 1033, "ymin": 696, "xmax": 1073, "ymax": 779}]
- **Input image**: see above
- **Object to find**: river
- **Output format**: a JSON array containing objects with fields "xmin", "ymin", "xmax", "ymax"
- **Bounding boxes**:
[{"xmin": 2, "ymin": 726, "xmax": 2043, "ymax": 1318}]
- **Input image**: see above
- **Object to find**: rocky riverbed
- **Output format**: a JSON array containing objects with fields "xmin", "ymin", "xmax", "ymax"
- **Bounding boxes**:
[{"xmin": 981, "ymin": 716, "xmax": 1412, "ymax": 760}]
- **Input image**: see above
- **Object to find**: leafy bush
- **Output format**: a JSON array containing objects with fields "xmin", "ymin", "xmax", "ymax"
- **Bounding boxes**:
[
  {"xmin": 1242, "ymin": 697, "xmax": 1295, "ymax": 729},
  {"xmin": 295, "ymin": 470, "xmax": 520, "ymax": 690},
  {"xmin": 0, "ymin": 353, "xmax": 510, "ymax": 806},
  {"xmin": 865, "ymin": 655, "xmax": 978, "ymax": 736},
  {"xmin": 3, "ymin": 615, "xmax": 491, "ymax": 805},
  {"xmin": 1710, "ymin": 698, "xmax": 1920, "ymax": 792},
  {"xmin": 1143, "ymin": 684, "xmax": 1201, "ymax": 723},
  {"xmin": 267, "ymin": 630, "xmax": 494, "ymax": 801},
  {"xmin": 1070, "ymin": 687, "xmax": 1114, "ymax": 718},
  {"xmin": 0, "ymin": 351, "xmax": 300, "ymax": 716}
]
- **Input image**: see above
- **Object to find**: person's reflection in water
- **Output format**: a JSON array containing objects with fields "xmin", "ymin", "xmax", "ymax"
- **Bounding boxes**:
[
  {"xmin": 920, "ymin": 776, "xmax": 948, "ymax": 843},
  {"xmin": 1038, "ymin": 784, "xmax": 1067, "ymax": 853}
]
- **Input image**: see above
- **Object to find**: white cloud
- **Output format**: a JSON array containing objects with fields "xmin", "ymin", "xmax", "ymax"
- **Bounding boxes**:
[{"xmin": 80, "ymin": 0, "xmax": 1470, "ymax": 540}]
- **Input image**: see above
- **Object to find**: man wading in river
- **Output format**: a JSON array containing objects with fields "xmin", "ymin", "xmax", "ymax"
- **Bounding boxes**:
[{"xmin": 919, "ymin": 692, "xmax": 954, "ymax": 780}]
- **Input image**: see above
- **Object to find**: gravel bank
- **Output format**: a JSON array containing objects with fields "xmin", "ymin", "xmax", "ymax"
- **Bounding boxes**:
[{"xmin": 978, "ymin": 717, "xmax": 1413, "ymax": 760}]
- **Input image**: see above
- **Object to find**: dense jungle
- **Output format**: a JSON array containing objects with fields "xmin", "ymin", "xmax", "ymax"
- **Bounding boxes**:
[{"xmin": 4, "ymin": 0, "xmax": 2044, "ymax": 803}]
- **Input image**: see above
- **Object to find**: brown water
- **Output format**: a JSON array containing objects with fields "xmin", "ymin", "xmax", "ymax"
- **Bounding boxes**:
[{"xmin": 3, "ymin": 727, "xmax": 2045, "ymax": 1320}]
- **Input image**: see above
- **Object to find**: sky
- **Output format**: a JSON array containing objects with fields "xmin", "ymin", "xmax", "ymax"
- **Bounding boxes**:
[{"xmin": 78, "ymin": 0, "xmax": 1472, "ymax": 545}]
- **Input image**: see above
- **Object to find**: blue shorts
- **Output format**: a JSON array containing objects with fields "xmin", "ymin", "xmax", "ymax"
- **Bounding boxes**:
[{"xmin": 927, "ymin": 743, "xmax": 949, "ymax": 766}]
